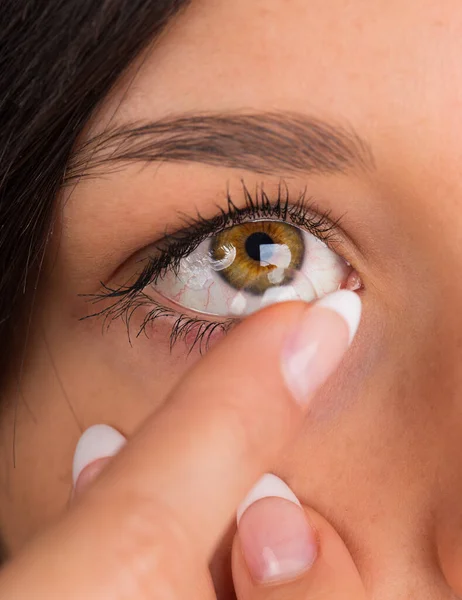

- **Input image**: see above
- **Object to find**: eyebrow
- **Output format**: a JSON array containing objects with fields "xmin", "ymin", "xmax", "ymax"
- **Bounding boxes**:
[{"xmin": 65, "ymin": 112, "xmax": 375, "ymax": 183}]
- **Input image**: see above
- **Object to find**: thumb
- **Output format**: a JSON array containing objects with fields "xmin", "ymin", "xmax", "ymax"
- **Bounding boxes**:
[{"xmin": 232, "ymin": 474, "xmax": 366, "ymax": 600}]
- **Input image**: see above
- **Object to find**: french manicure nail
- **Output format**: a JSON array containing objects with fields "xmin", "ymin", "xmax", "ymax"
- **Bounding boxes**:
[
  {"xmin": 72, "ymin": 424, "xmax": 126, "ymax": 487},
  {"xmin": 315, "ymin": 290, "xmax": 362, "ymax": 345},
  {"xmin": 237, "ymin": 474, "xmax": 317, "ymax": 584},
  {"xmin": 281, "ymin": 290, "xmax": 361, "ymax": 406}
]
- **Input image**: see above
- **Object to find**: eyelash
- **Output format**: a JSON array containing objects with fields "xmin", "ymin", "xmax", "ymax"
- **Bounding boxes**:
[{"xmin": 82, "ymin": 181, "xmax": 344, "ymax": 353}]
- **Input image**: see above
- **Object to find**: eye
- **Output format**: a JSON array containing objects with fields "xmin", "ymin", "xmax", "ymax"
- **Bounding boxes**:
[
  {"xmin": 84, "ymin": 183, "xmax": 362, "ymax": 352},
  {"xmin": 151, "ymin": 219, "xmax": 354, "ymax": 317}
]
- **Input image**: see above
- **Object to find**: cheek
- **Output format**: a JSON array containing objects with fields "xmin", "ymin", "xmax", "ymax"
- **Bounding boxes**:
[
  {"xmin": 437, "ymin": 507, "xmax": 462, "ymax": 597},
  {"xmin": 44, "ymin": 317, "xmax": 199, "ymax": 433},
  {"xmin": 0, "ymin": 312, "xmax": 200, "ymax": 552},
  {"xmin": 267, "ymin": 295, "xmax": 462, "ymax": 577}
]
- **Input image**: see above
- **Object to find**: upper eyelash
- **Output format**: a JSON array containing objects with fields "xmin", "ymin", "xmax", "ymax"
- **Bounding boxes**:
[
  {"xmin": 82, "ymin": 180, "xmax": 343, "ymax": 349},
  {"xmin": 102, "ymin": 180, "xmax": 340, "ymax": 293},
  {"xmin": 152, "ymin": 181, "xmax": 340, "ymax": 282}
]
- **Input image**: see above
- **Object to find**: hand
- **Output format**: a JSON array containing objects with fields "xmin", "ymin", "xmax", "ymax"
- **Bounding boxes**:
[
  {"xmin": 0, "ymin": 291, "xmax": 363, "ymax": 599},
  {"xmin": 232, "ymin": 475, "xmax": 366, "ymax": 600}
]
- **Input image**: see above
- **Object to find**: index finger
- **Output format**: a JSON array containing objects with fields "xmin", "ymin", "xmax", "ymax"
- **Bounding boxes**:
[
  {"xmin": 0, "ymin": 293, "xmax": 360, "ymax": 600},
  {"xmin": 88, "ymin": 291, "xmax": 360, "ymax": 556}
]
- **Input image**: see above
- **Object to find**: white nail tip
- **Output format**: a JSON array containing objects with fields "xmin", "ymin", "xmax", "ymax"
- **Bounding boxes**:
[
  {"xmin": 315, "ymin": 290, "xmax": 362, "ymax": 344},
  {"xmin": 72, "ymin": 424, "xmax": 126, "ymax": 485},
  {"xmin": 236, "ymin": 474, "xmax": 301, "ymax": 524}
]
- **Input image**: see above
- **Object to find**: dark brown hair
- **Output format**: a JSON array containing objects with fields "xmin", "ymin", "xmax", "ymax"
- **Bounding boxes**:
[{"xmin": 0, "ymin": 0, "xmax": 190, "ymax": 380}]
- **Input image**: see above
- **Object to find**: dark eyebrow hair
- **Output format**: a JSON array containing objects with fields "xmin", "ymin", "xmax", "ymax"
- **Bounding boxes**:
[{"xmin": 64, "ymin": 112, "xmax": 375, "ymax": 184}]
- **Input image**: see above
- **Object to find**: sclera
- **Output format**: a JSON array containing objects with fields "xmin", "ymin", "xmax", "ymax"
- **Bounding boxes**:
[{"xmin": 152, "ymin": 223, "xmax": 351, "ymax": 318}]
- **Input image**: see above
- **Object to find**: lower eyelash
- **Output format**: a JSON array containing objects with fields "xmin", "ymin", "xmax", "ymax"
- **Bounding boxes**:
[
  {"xmin": 138, "ymin": 300, "xmax": 233, "ymax": 353},
  {"xmin": 82, "ymin": 291, "xmax": 233, "ymax": 353},
  {"xmin": 165, "ymin": 314, "xmax": 233, "ymax": 354}
]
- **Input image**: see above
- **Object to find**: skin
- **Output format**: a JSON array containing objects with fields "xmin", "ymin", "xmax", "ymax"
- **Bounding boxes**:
[
  {"xmin": 0, "ymin": 301, "xmax": 361, "ymax": 599},
  {"xmin": 1, "ymin": 0, "xmax": 462, "ymax": 597}
]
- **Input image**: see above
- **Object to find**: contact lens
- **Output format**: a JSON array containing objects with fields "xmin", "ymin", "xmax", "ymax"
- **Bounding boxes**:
[
  {"xmin": 227, "ymin": 268, "xmax": 318, "ymax": 316},
  {"xmin": 210, "ymin": 221, "xmax": 304, "ymax": 294}
]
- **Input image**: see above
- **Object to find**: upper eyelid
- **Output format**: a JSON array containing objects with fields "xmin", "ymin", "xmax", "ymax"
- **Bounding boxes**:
[
  {"xmin": 120, "ymin": 185, "xmax": 355, "ymax": 289},
  {"xmin": 155, "ymin": 200, "xmax": 339, "ymax": 250},
  {"xmin": 156, "ymin": 182, "xmax": 339, "ymax": 242},
  {"xmin": 155, "ymin": 193, "xmax": 364, "ymax": 269}
]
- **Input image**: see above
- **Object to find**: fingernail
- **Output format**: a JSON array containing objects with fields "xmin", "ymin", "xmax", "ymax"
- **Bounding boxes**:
[
  {"xmin": 72, "ymin": 424, "xmax": 126, "ymax": 488},
  {"xmin": 237, "ymin": 474, "xmax": 317, "ymax": 584},
  {"xmin": 281, "ymin": 290, "xmax": 361, "ymax": 406}
]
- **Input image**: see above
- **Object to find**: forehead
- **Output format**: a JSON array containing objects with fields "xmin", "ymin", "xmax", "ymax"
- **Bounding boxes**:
[
  {"xmin": 65, "ymin": 0, "xmax": 462, "ymax": 300},
  {"xmin": 87, "ymin": 0, "xmax": 462, "ymax": 207},
  {"xmin": 82, "ymin": 0, "xmax": 462, "ymax": 266},
  {"xmin": 96, "ymin": 0, "xmax": 462, "ymax": 133}
]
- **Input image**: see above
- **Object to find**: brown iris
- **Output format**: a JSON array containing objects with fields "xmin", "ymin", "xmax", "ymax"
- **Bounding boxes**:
[{"xmin": 210, "ymin": 221, "xmax": 305, "ymax": 295}]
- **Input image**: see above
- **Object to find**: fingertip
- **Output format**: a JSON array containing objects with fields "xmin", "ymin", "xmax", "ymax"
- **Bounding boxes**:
[
  {"xmin": 232, "ymin": 494, "xmax": 366, "ymax": 599},
  {"xmin": 237, "ymin": 473, "xmax": 301, "ymax": 524},
  {"xmin": 72, "ymin": 424, "xmax": 126, "ymax": 486},
  {"xmin": 315, "ymin": 290, "xmax": 362, "ymax": 345}
]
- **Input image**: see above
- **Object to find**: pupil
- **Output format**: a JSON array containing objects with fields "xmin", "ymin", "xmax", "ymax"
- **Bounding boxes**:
[{"xmin": 245, "ymin": 231, "xmax": 274, "ymax": 262}]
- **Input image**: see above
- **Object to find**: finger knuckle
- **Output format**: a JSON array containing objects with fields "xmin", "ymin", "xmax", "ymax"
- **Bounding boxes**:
[{"xmin": 106, "ymin": 494, "xmax": 193, "ymax": 600}]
